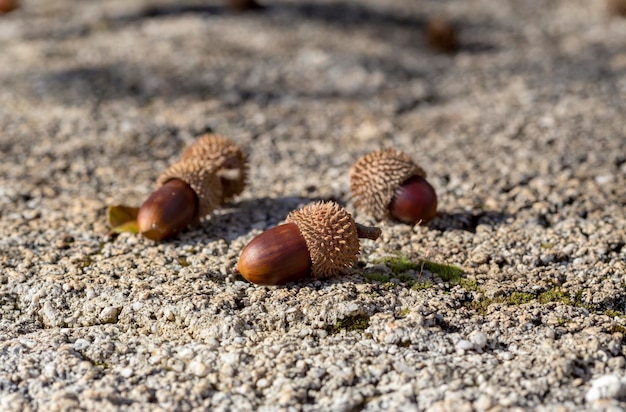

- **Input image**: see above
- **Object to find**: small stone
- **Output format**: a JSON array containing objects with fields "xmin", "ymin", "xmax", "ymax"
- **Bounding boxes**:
[
  {"xmin": 119, "ymin": 367, "xmax": 133, "ymax": 378},
  {"xmin": 73, "ymin": 338, "xmax": 90, "ymax": 351},
  {"xmin": 585, "ymin": 375, "xmax": 626, "ymax": 402},
  {"xmin": 43, "ymin": 362, "xmax": 56, "ymax": 379},
  {"xmin": 474, "ymin": 394, "xmax": 492, "ymax": 411},
  {"xmin": 468, "ymin": 331, "xmax": 488, "ymax": 349},
  {"xmin": 456, "ymin": 339, "xmax": 474, "ymax": 352},
  {"xmin": 40, "ymin": 301, "xmax": 62, "ymax": 327},
  {"xmin": 99, "ymin": 306, "xmax": 122, "ymax": 324},
  {"xmin": 189, "ymin": 361, "xmax": 209, "ymax": 377},
  {"xmin": 393, "ymin": 361, "xmax": 417, "ymax": 378},
  {"xmin": 501, "ymin": 351, "xmax": 514, "ymax": 361},
  {"xmin": 256, "ymin": 378, "xmax": 270, "ymax": 389},
  {"xmin": 608, "ymin": 357, "xmax": 626, "ymax": 369}
]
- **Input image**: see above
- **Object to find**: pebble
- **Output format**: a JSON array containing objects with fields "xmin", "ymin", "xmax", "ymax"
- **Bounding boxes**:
[
  {"xmin": 99, "ymin": 306, "xmax": 122, "ymax": 324},
  {"xmin": 189, "ymin": 361, "xmax": 209, "ymax": 377},
  {"xmin": 73, "ymin": 338, "xmax": 90, "ymax": 351},
  {"xmin": 585, "ymin": 375, "xmax": 626, "ymax": 402},
  {"xmin": 456, "ymin": 340, "xmax": 475, "ymax": 352},
  {"xmin": 468, "ymin": 331, "xmax": 488, "ymax": 349},
  {"xmin": 120, "ymin": 367, "xmax": 133, "ymax": 378}
]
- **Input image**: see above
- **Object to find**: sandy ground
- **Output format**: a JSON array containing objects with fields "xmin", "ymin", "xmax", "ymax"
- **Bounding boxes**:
[{"xmin": 1, "ymin": 0, "xmax": 626, "ymax": 410}]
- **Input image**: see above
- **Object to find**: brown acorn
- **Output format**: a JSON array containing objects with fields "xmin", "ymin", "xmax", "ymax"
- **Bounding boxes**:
[
  {"xmin": 237, "ymin": 201, "xmax": 382, "ymax": 285},
  {"xmin": 608, "ymin": 0, "xmax": 626, "ymax": 17},
  {"xmin": 136, "ymin": 134, "xmax": 247, "ymax": 241},
  {"xmin": 350, "ymin": 148, "xmax": 438, "ymax": 224},
  {"xmin": 0, "ymin": 0, "xmax": 17, "ymax": 14},
  {"xmin": 180, "ymin": 133, "xmax": 248, "ymax": 202},
  {"xmin": 425, "ymin": 18, "xmax": 459, "ymax": 53}
]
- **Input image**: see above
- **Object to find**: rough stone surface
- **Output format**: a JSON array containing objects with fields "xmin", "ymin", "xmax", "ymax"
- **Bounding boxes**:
[{"xmin": 1, "ymin": 0, "xmax": 626, "ymax": 410}]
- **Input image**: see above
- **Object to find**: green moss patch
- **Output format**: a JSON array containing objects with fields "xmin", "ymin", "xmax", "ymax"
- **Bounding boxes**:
[
  {"xmin": 367, "ymin": 255, "xmax": 484, "ymax": 295},
  {"xmin": 327, "ymin": 314, "xmax": 370, "ymax": 335},
  {"xmin": 421, "ymin": 260, "xmax": 464, "ymax": 282},
  {"xmin": 397, "ymin": 308, "xmax": 411, "ymax": 317},
  {"xmin": 537, "ymin": 288, "xmax": 570, "ymax": 305},
  {"xmin": 508, "ymin": 292, "xmax": 535, "ymax": 305},
  {"xmin": 604, "ymin": 309, "xmax": 623, "ymax": 318},
  {"xmin": 364, "ymin": 272, "xmax": 391, "ymax": 283},
  {"xmin": 411, "ymin": 281, "xmax": 433, "ymax": 291},
  {"xmin": 465, "ymin": 287, "xmax": 599, "ymax": 316},
  {"xmin": 374, "ymin": 255, "xmax": 420, "ymax": 274}
]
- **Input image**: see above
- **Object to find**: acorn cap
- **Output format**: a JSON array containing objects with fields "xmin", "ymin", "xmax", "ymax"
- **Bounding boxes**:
[
  {"xmin": 157, "ymin": 158, "xmax": 223, "ymax": 220},
  {"xmin": 350, "ymin": 148, "xmax": 426, "ymax": 219},
  {"xmin": 286, "ymin": 201, "xmax": 360, "ymax": 278},
  {"xmin": 181, "ymin": 134, "xmax": 248, "ymax": 201}
]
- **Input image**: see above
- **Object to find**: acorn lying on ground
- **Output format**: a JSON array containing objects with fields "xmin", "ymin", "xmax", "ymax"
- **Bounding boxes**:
[
  {"xmin": 350, "ymin": 148, "xmax": 438, "ymax": 224},
  {"xmin": 109, "ymin": 134, "xmax": 248, "ymax": 241},
  {"xmin": 237, "ymin": 201, "xmax": 381, "ymax": 285},
  {"xmin": 608, "ymin": 0, "xmax": 626, "ymax": 17},
  {"xmin": 0, "ymin": 0, "xmax": 17, "ymax": 14},
  {"xmin": 425, "ymin": 18, "xmax": 459, "ymax": 53}
]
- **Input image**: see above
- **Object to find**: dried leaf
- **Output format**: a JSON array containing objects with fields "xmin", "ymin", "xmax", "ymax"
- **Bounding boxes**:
[
  {"xmin": 107, "ymin": 205, "xmax": 140, "ymax": 234},
  {"xmin": 109, "ymin": 220, "xmax": 140, "ymax": 235}
]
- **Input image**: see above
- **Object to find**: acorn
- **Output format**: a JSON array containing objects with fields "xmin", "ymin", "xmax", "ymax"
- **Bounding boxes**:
[
  {"xmin": 137, "ymin": 134, "xmax": 247, "ymax": 241},
  {"xmin": 350, "ymin": 148, "xmax": 438, "ymax": 224},
  {"xmin": 0, "ymin": 0, "xmax": 17, "ymax": 14},
  {"xmin": 608, "ymin": 0, "xmax": 626, "ymax": 17},
  {"xmin": 180, "ymin": 133, "xmax": 248, "ymax": 202},
  {"xmin": 237, "ymin": 201, "xmax": 382, "ymax": 285},
  {"xmin": 425, "ymin": 18, "xmax": 459, "ymax": 53}
]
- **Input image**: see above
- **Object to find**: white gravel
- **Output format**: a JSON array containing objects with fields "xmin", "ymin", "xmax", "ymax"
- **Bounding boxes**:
[{"xmin": 1, "ymin": 0, "xmax": 626, "ymax": 410}]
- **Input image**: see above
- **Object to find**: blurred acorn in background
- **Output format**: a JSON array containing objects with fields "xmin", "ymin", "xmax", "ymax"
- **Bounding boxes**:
[{"xmin": 350, "ymin": 148, "xmax": 438, "ymax": 225}]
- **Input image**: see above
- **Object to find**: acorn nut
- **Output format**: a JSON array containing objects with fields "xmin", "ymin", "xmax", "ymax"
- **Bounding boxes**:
[
  {"xmin": 0, "ymin": 0, "xmax": 17, "ymax": 14},
  {"xmin": 137, "ymin": 134, "xmax": 247, "ymax": 241},
  {"xmin": 237, "ymin": 201, "xmax": 382, "ymax": 285},
  {"xmin": 180, "ymin": 133, "xmax": 248, "ymax": 202},
  {"xmin": 608, "ymin": 0, "xmax": 626, "ymax": 17},
  {"xmin": 350, "ymin": 148, "xmax": 438, "ymax": 224},
  {"xmin": 425, "ymin": 18, "xmax": 459, "ymax": 53}
]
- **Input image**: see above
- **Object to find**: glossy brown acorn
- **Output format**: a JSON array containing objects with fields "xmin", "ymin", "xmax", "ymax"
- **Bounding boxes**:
[
  {"xmin": 389, "ymin": 175, "xmax": 438, "ymax": 224},
  {"xmin": 237, "ymin": 201, "xmax": 381, "ymax": 286},
  {"xmin": 132, "ymin": 134, "xmax": 247, "ymax": 241},
  {"xmin": 608, "ymin": 0, "xmax": 626, "ymax": 17},
  {"xmin": 237, "ymin": 223, "xmax": 312, "ymax": 285},
  {"xmin": 350, "ymin": 148, "xmax": 438, "ymax": 225},
  {"xmin": 425, "ymin": 18, "xmax": 459, "ymax": 53},
  {"xmin": 137, "ymin": 179, "xmax": 198, "ymax": 241},
  {"xmin": 0, "ymin": 0, "xmax": 17, "ymax": 14}
]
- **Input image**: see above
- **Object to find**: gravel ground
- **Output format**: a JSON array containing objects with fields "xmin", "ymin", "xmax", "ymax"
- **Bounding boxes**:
[{"xmin": 1, "ymin": 0, "xmax": 626, "ymax": 410}]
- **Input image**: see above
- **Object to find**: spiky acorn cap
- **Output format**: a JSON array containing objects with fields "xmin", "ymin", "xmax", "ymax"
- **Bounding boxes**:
[
  {"xmin": 157, "ymin": 158, "xmax": 223, "ymax": 220},
  {"xmin": 350, "ymin": 148, "xmax": 426, "ymax": 219},
  {"xmin": 181, "ymin": 134, "xmax": 248, "ymax": 201},
  {"xmin": 285, "ymin": 201, "xmax": 361, "ymax": 278}
]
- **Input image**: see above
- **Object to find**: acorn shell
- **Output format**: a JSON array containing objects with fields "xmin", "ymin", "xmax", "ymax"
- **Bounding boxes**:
[
  {"xmin": 285, "ymin": 201, "xmax": 360, "ymax": 278},
  {"xmin": 181, "ymin": 134, "xmax": 248, "ymax": 201},
  {"xmin": 157, "ymin": 158, "xmax": 223, "ymax": 220},
  {"xmin": 349, "ymin": 148, "xmax": 426, "ymax": 219}
]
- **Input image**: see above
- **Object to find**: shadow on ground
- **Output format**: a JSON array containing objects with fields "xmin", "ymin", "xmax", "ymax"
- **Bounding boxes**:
[{"xmin": 429, "ymin": 210, "xmax": 512, "ymax": 233}]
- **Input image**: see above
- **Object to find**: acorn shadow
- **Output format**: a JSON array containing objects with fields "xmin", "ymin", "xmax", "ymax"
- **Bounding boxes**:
[
  {"xmin": 427, "ymin": 210, "xmax": 512, "ymax": 233},
  {"xmin": 181, "ymin": 195, "xmax": 337, "ymax": 244}
]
